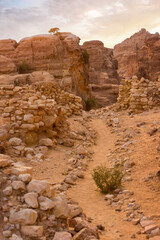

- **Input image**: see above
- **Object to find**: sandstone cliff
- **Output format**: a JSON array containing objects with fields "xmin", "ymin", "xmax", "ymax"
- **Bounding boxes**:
[
  {"xmin": 114, "ymin": 28, "xmax": 160, "ymax": 81},
  {"xmin": 0, "ymin": 33, "xmax": 89, "ymax": 101},
  {"xmin": 83, "ymin": 40, "xmax": 119, "ymax": 107}
]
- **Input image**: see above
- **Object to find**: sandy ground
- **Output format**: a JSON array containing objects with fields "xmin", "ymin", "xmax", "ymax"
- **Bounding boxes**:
[{"xmin": 30, "ymin": 110, "xmax": 160, "ymax": 240}]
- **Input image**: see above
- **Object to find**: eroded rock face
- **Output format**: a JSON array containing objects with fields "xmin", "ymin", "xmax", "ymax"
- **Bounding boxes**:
[
  {"xmin": 0, "ymin": 33, "xmax": 89, "ymax": 101},
  {"xmin": 83, "ymin": 40, "xmax": 119, "ymax": 107},
  {"xmin": 114, "ymin": 28, "xmax": 160, "ymax": 81}
]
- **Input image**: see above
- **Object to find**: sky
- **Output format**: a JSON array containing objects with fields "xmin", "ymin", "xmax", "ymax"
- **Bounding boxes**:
[{"xmin": 0, "ymin": 0, "xmax": 160, "ymax": 48}]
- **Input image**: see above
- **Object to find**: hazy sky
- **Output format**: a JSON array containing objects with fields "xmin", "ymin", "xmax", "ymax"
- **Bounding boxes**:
[{"xmin": 0, "ymin": 0, "xmax": 160, "ymax": 47}]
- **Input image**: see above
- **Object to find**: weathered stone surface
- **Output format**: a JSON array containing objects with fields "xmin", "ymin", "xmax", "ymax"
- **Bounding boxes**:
[
  {"xmin": 38, "ymin": 196, "xmax": 55, "ymax": 210},
  {"xmin": 9, "ymin": 234, "xmax": 23, "ymax": 240},
  {"xmin": 53, "ymin": 232, "xmax": 72, "ymax": 240},
  {"xmin": 9, "ymin": 209, "xmax": 37, "ymax": 225},
  {"xmin": 0, "ymin": 154, "xmax": 12, "ymax": 168},
  {"xmin": 21, "ymin": 225, "xmax": 43, "ymax": 237},
  {"xmin": 9, "ymin": 137, "xmax": 22, "ymax": 146},
  {"xmin": 73, "ymin": 228, "xmax": 97, "ymax": 240},
  {"xmin": 83, "ymin": 40, "xmax": 119, "ymax": 107},
  {"xmin": 69, "ymin": 204, "xmax": 83, "ymax": 218},
  {"xmin": 24, "ymin": 192, "xmax": 38, "ymax": 208},
  {"xmin": 0, "ymin": 33, "xmax": 89, "ymax": 101},
  {"xmin": 0, "ymin": 55, "xmax": 17, "ymax": 74},
  {"xmin": 27, "ymin": 179, "xmax": 51, "ymax": 196},
  {"xmin": 11, "ymin": 163, "xmax": 32, "ymax": 175},
  {"xmin": 18, "ymin": 173, "xmax": 32, "ymax": 183},
  {"xmin": 39, "ymin": 138, "xmax": 53, "ymax": 147},
  {"xmin": 140, "ymin": 220, "xmax": 155, "ymax": 228},
  {"xmin": 11, "ymin": 180, "xmax": 25, "ymax": 191},
  {"xmin": 3, "ymin": 186, "xmax": 13, "ymax": 196},
  {"xmin": 114, "ymin": 28, "xmax": 160, "ymax": 81},
  {"xmin": 52, "ymin": 197, "xmax": 70, "ymax": 218},
  {"xmin": 144, "ymin": 224, "xmax": 159, "ymax": 234}
]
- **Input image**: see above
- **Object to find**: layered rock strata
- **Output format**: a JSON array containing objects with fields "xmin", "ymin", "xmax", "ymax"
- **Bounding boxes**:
[
  {"xmin": 83, "ymin": 40, "xmax": 119, "ymax": 107},
  {"xmin": 114, "ymin": 28, "xmax": 160, "ymax": 81},
  {"xmin": 0, "ymin": 33, "xmax": 89, "ymax": 101}
]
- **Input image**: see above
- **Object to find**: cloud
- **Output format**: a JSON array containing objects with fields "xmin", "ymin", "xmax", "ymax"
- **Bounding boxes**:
[{"xmin": 0, "ymin": 0, "xmax": 159, "ymax": 47}]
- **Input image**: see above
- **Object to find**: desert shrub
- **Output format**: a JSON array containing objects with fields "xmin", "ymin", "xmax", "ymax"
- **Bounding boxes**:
[
  {"xmin": 92, "ymin": 164, "xmax": 123, "ymax": 193},
  {"xmin": 82, "ymin": 50, "xmax": 89, "ymax": 64},
  {"xmin": 18, "ymin": 60, "xmax": 30, "ymax": 74},
  {"xmin": 85, "ymin": 97, "xmax": 97, "ymax": 111}
]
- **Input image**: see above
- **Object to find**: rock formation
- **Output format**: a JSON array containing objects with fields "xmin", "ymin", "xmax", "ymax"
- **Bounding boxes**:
[
  {"xmin": 0, "ymin": 33, "xmax": 89, "ymax": 101},
  {"xmin": 0, "ymin": 33, "xmax": 121, "ymax": 108},
  {"xmin": 83, "ymin": 40, "xmax": 119, "ymax": 107},
  {"xmin": 114, "ymin": 28, "xmax": 160, "ymax": 81}
]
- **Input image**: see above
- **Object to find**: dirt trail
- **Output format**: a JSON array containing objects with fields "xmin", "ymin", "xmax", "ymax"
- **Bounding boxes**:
[{"xmin": 67, "ymin": 119, "xmax": 145, "ymax": 240}]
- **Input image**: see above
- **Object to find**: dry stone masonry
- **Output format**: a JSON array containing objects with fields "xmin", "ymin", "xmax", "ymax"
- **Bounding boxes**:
[
  {"xmin": 116, "ymin": 76, "xmax": 160, "ymax": 113},
  {"xmin": 0, "ymin": 74, "xmax": 82, "ymax": 156},
  {"xmin": 0, "ymin": 154, "xmax": 99, "ymax": 240}
]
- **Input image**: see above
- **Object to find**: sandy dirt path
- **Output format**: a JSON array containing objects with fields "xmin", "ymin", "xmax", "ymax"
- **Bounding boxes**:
[{"xmin": 67, "ymin": 119, "xmax": 146, "ymax": 240}]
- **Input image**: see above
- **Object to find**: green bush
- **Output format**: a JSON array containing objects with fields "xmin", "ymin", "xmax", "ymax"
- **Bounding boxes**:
[
  {"xmin": 92, "ymin": 164, "xmax": 123, "ymax": 193},
  {"xmin": 82, "ymin": 50, "xmax": 89, "ymax": 64},
  {"xmin": 85, "ymin": 97, "xmax": 97, "ymax": 111},
  {"xmin": 18, "ymin": 60, "xmax": 30, "ymax": 74}
]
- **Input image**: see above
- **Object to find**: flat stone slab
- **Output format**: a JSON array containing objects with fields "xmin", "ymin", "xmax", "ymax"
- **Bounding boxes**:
[
  {"xmin": 11, "ymin": 163, "xmax": 32, "ymax": 175},
  {"xmin": 140, "ymin": 220, "xmax": 155, "ymax": 228},
  {"xmin": 144, "ymin": 224, "xmax": 159, "ymax": 234}
]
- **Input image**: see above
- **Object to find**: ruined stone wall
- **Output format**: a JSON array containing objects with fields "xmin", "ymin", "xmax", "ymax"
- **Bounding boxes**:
[
  {"xmin": 0, "ymin": 81, "xmax": 82, "ymax": 156},
  {"xmin": 117, "ymin": 76, "xmax": 160, "ymax": 113}
]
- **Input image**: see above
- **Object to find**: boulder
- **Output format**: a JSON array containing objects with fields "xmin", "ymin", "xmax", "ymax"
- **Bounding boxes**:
[
  {"xmin": 38, "ymin": 196, "xmax": 55, "ymax": 210},
  {"xmin": 9, "ymin": 138, "xmax": 22, "ymax": 146},
  {"xmin": 0, "ymin": 154, "xmax": 12, "ymax": 168},
  {"xmin": 24, "ymin": 192, "xmax": 38, "ymax": 208},
  {"xmin": 53, "ymin": 232, "xmax": 72, "ymax": 240},
  {"xmin": 11, "ymin": 181, "xmax": 25, "ymax": 191},
  {"xmin": 21, "ymin": 226, "xmax": 43, "ymax": 237},
  {"xmin": 52, "ymin": 197, "xmax": 70, "ymax": 219},
  {"xmin": 9, "ymin": 209, "xmax": 37, "ymax": 225},
  {"xmin": 27, "ymin": 179, "xmax": 51, "ymax": 197},
  {"xmin": 39, "ymin": 138, "xmax": 53, "ymax": 147}
]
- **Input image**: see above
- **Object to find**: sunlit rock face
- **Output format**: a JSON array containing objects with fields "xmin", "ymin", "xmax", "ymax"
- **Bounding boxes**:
[
  {"xmin": 114, "ymin": 28, "xmax": 160, "ymax": 81},
  {"xmin": 0, "ymin": 33, "xmax": 89, "ymax": 101},
  {"xmin": 83, "ymin": 40, "xmax": 119, "ymax": 107}
]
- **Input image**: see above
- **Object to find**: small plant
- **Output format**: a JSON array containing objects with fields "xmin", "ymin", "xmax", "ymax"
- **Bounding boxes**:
[
  {"xmin": 48, "ymin": 27, "xmax": 60, "ymax": 35},
  {"xmin": 85, "ymin": 97, "xmax": 98, "ymax": 111},
  {"xmin": 18, "ymin": 60, "xmax": 29, "ymax": 74},
  {"xmin": 82, "ymin": 50, "xmax": 89, "ymax": 64},
  {"xmin": 92, "ymin": 164, "xmax": 123, "ymax": 194}
]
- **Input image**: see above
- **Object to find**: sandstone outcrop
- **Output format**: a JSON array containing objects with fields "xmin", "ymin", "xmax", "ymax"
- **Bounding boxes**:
[
  {"xmin": 0, "ymin": 33, "xmax": 89, "ymax": 101},
  {"xmin": 114, "ymin": 28, "xmax": 160, "ymax": 81},
  {"xmin": 83, "ymin": 40, "xmax": 119, "ymax": 107}
]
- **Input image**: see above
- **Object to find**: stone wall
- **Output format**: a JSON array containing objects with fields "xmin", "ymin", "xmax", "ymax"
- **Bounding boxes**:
[
  {"xmin": 117, "ymin": 76, "xmax": 160, "ymax": 113},
  {"xmin": 0, "ymin": 80, "xmax": 82, "ymax": 156}
]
